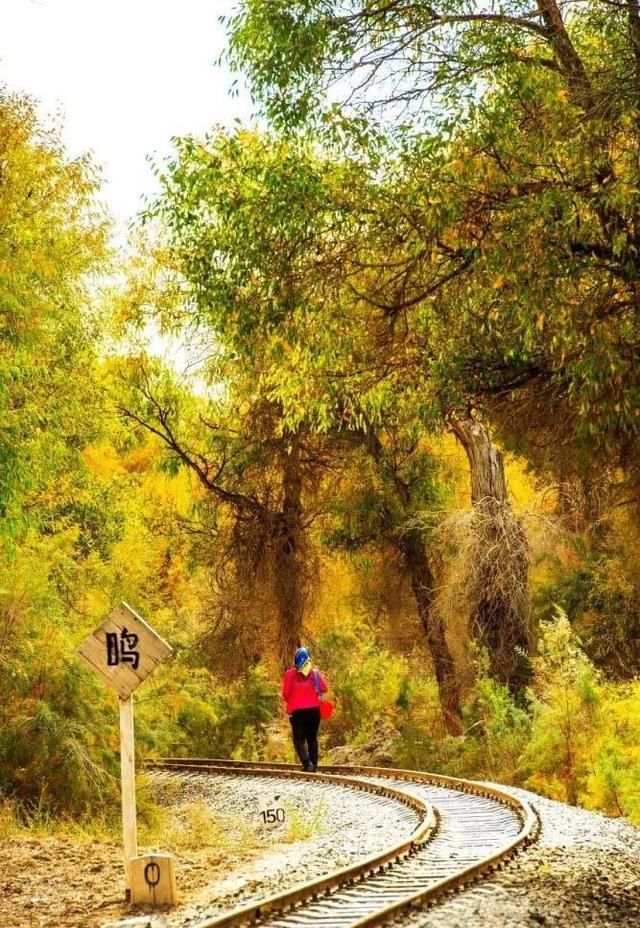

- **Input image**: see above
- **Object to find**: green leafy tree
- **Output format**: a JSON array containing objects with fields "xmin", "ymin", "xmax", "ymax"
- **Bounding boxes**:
[
  {"xmin": 140, "ymin": 129, "xmax": 469, "ymax": 722},
  {"xmin": 227, "ymin": 1, "xmax": 640, "ymax": 443},
  {"xmin": 224, "ymin": 3, "xmax": 640, "ymax": 688},
  {"xmin": 0, "ymin": 88, "xmax": 108, "ymax": 543},
  {"xmin": 116, "ymin": 349, "xmax": 334, "ymax": 671}
]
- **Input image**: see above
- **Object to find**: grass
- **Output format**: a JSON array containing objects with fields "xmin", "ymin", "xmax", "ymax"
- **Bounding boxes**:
[
  {"xmin": 282, "ymin": 798, "xmax": 326, "ymax": 843},
  {"xmin": 0, "ymin": 793, "xmax": 263, "ymax": 857},
  {"xmin": 0, "ymin": 795, "xmax": 123, "ymax": 843},
  {"xmin": 141, "ymin": 799, "xmax": 226, "ymax": 851},
  {"xmin": 0, "ymin": 769, "xmax": 322, "ymax": 855},
  {"xmin": 0, "ymin": 799, "xmax": 21, "ymax": 840}
]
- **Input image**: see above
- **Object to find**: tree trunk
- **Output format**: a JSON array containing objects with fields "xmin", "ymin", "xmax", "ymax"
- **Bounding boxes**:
[
  {"xmin": 450, "ymin": 416, "xmax": 531, "ymax": 692},
  {"xmin": 362, "ymin": 430, "xmax": 463, "ymax": 732},
  {"xmin": 535, "ymin": 0, "xmax": 593, "ymax": 110},
  {"xmin": 398, "ymin": 529, "xmax": 463, "ymax": 735},
  {"xmin": 272, "ymin": 442, "xmax": 306, "ymax": 670}
]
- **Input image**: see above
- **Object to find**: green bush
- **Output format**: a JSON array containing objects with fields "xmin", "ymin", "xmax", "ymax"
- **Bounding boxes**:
[
  {"xmin": 0, "ymin": 548, "xmax": 119, "ymax": 816},
  {"xmin": 521, "ymin": 606, "xmax": 601, "ymax": 806},
  {"xmin": 315, "ymin": 626, "xmax": 421, "ymax": 745},
  {"xmin": 137, "ymin": 662, "xmax": 278, "ymax": 760},
  {"xmin": 535, "ymin": 552, "xmax": 640, "ymax": 679},
  {"xmin": 0, "ymin": 539, "xmax": 278, "ymax": 816},
  {"xmin": 392, "ymin": 676, "xmax": 530, "ymax": 782}
]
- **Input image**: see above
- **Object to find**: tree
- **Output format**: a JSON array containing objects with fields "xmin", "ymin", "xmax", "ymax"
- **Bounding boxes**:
[
  {"xmin": 132, "ymin": 130, "xmax": 398, "ymax": 671},
  {"xmin": 0, "ymin": 89, "xmax": 135, "ymax": 815},
  {"xmin": 223, "ymin": 5, "xmax": 640, "ymax": 694},
  {"xmin": 135, "ymin": 129, "xmax": 469, "ymax": 718},
  {"xmin": 179, "ymin": 128, "xmax": 535, "ymax": 692},
  {"xmin": 228, "ymin": 2, "xmax": 640, "ymax": 440},
  {"xmin": 116, "ymin": 356, "xmax": 329, "ymax": 671},
  {"xmin": 226, "ymin": 1, "xmax": 630, "ymax": 129},
  {"xmin": 331, "ymin": 420, "xmax": 464, "ymax": 732},
  {"xmin": 0, "ymin": 88, "xmax": 108, "ymax": 544},
  {"xmin": 450, "ymin": 416, "xmax": 530, "ymax": 689}
]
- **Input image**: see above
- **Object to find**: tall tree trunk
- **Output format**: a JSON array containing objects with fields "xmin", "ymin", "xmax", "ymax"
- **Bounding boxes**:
[
  {"xmin": 363, "ymin": 430, "xmax": 463, "ymax": 732},
  {"xmin": 273, "ymin": 442, "xmax": 306, "ymax": 669},
  {"xmin": 450, "ymin": 416, "xmax": 531, "ymax": 692},
  {"xmin": 397, "ymin": 529, "xmax": 463, "ymax": 735}
]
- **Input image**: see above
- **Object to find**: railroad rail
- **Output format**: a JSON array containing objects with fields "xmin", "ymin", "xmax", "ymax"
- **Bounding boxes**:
[{"xmin": 150, "ymin": 758, "xmax": 538, "ymax": 928}]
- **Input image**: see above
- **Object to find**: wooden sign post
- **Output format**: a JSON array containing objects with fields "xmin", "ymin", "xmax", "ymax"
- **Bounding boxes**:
[
  {"xmin": 77, "ymin": 602, "xmax": 175, "ymax": 904},
  {"xmin": 119, "ymin": 694, "xmax": 137, "ymax": 872}
]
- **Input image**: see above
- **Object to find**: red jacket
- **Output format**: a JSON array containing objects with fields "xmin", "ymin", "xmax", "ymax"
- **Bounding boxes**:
[{"xmin": 282, "ymin": 667, "xmax": 328, "ymax": 714}]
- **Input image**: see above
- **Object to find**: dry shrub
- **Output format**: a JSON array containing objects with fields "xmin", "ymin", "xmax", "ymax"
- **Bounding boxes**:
[{"xmin": 433, "ymin": 499, "xmax": 531, "ymax": 688}]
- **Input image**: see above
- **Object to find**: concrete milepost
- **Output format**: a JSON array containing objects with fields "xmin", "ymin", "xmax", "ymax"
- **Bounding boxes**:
[{"xmin": 77, "ymin": 602, "xmax": 175, "ymax": 905}]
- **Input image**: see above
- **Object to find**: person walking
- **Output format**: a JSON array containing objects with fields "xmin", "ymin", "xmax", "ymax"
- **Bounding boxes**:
[{"xmin": 282, "ymin": 647, "xmax": 328, "ymax": 772}]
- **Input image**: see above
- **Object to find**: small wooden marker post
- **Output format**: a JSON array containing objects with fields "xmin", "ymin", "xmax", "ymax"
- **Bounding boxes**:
[
  {"xmin": 130, "ymin": 853, "xmax": 178, "ymax": 906},
  {"xmin": 77, "ymin": 602, "xmax": 175, "ymax": 905}
]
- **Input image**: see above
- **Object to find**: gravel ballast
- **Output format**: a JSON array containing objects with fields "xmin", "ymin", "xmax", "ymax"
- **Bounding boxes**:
[
  {"xmin": 152, "ymin": 769, "xmax": 421, "ymax": 926},
  {"xmin": 109, "ymin": 772, "xmax": 640, "ymax": 928},
  {"xmin": 403, "ymin": 783, "xmax": 640, "ymax": 928}
]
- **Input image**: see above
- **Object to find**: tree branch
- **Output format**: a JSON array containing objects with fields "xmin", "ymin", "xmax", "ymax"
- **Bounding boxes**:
[{"xmin": 117, "ymin": 403, "xmax": 266, "ymax": 517}]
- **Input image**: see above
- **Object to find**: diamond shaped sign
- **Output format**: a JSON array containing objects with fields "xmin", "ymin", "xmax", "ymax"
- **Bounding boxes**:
[{"xmin": 77, "ymin": 602, "xmax": 172, "ymax": 700}]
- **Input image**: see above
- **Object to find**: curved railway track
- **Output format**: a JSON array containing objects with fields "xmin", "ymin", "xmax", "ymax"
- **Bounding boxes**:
[{"xmin": 151, "ymin": 758, "xmax": 538, "ymax": 928}]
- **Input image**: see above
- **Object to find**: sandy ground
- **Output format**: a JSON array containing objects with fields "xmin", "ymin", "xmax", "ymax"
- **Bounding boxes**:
[{"xmin": 0, "ymin": 833, "xmax": 260, "ymax": 928}]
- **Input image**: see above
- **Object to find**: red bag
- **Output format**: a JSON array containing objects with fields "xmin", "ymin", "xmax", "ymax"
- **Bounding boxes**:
[
  {"xmin": 313, "ymin": 670, "xmax": 334, "ymax": 720},
  {"xmin": 320, "ymin": 699, "xmax": 334, "ymax": 720}
]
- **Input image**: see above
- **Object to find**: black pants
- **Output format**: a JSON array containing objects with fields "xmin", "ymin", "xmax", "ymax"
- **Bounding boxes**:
[{"xmin": 290, "ymin": 707, "xmax": 321, "ymax": 769}]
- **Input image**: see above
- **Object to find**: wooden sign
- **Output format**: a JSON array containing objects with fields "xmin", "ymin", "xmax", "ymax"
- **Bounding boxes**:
[
  {"xmin": 129, "ymin": 854, "xmax": 178, "ymax": 906},
  {"xmin": 77, "ymin": 602, "xmax": 172, "ymax": 700},
  {"xmin": 77, "ymin": 602, "xmax": 174, "ymax": 904}
]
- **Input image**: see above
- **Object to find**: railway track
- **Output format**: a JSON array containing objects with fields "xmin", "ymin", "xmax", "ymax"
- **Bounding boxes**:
[{"xmin": 151, "ymin": 758, "xmax": 538, "ymax": 928}]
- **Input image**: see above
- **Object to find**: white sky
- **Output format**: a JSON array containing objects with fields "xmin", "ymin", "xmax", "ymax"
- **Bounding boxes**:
[{"xmin": 2, "ymin": 0, "xmax": 251, "ymax": 229}]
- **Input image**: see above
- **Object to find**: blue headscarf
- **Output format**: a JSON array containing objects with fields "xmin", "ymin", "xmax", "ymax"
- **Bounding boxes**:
[{"xmin": 294, "ymin": 647, "xmax": 310, "ymax": 670}]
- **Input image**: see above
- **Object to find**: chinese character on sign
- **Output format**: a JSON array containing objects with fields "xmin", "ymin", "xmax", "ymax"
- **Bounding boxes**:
[
  {"xmin": 106, "ymin": 627, "xmax": 140, "ymax": 670},
  {"xmin": 78, "ymin": 602, "xmax": 172, "ymax": 699}
]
